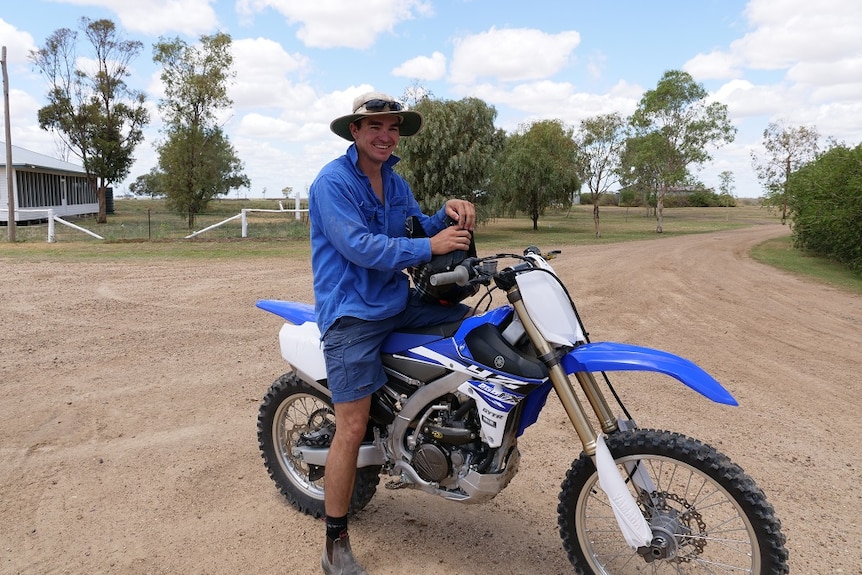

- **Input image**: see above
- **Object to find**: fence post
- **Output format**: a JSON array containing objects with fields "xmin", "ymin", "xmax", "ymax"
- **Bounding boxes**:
[
  {"xmin": 295, "ymin": 193, "xmax": 301, "ymax": 221},
  {"xmin": 241, "ymin": 209, "xmax": 248, "ymax": 238},
  {"xmin": 48, "ymin": 209, "xmax": 56, "ymax": 243}
]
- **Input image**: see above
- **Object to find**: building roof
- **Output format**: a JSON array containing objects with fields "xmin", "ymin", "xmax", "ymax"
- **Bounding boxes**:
[{"xmin": 0, "ymin": 141, "xmax": 86, "ymax": 174}]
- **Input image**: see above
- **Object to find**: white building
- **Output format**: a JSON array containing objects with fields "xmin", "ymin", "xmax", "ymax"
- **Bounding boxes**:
[{"xmin": 1, "ymin": 142, "xmax": 98, "ymax": 224}]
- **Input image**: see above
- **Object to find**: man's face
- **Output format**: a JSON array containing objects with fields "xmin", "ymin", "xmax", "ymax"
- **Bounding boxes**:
[{"xmin": 350, "ymin": 115, "xmax": 402, "ymax": 164}]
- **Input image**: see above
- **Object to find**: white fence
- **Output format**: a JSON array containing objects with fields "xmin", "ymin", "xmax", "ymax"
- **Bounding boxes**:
[
  {"xmin": 0, "ymin": 208, "xmax": 104, "ymax": 242},
  {"xmin": 2, "ymin": 200, "xmax": 307, "ymax": 242},
  {"xmin": 185, "ymin": 201, "xmax": 307, "ymax": 239}
]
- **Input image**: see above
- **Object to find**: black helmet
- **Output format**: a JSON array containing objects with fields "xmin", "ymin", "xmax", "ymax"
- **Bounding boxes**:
[{"xmin": 406, "ymin": 215, "xmax": 479, "ymax": 306}]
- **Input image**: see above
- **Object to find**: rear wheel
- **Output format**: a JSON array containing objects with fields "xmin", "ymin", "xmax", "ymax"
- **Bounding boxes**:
[
  {"xmin": 257, "ymin": 372, "xmax": 380, "ymax": 518},
  {"xmin": 557, "ymin": 429, "xmax": 788, "ymax": 574}
]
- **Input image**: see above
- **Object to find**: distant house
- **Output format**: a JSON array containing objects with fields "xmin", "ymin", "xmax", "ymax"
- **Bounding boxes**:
[{"xmin": 0, "ymin": 142, "xmax": 98, "ymax": 224}]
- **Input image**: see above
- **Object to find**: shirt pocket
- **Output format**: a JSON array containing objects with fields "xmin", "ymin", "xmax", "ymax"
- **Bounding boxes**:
[
  {"xmin": 358, "ymin": 200, "xmax": 383, "ymax": 231},
  {"xmin": 386, "ymin": 196, "xmax": 410, "ymax": 237}
]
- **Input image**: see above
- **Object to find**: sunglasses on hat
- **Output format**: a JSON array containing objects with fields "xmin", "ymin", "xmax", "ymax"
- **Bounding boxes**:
[{"xmin": 357, "ymin": 99, "xmax": 403, "ymax": 113}]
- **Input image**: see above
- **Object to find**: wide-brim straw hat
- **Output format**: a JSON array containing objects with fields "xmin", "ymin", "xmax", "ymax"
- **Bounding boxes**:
[{"xmin": 330, "ymin": 91, "xmax": 423, "ymax": 141}]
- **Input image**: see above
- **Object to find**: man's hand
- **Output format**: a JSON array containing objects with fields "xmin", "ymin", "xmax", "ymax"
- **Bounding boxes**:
[
  {"xmin": 445, "ymin": 199, "xmax": 475, "ymax": 231},
  {"xmin": 430, "ymin": 225, "xmax": 472, "ymax": 255}
]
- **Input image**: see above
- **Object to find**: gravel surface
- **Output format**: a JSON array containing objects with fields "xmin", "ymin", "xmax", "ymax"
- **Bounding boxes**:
[{"xmin": 2, "ymin": 222, "xmax": 859, "ymax": 574}]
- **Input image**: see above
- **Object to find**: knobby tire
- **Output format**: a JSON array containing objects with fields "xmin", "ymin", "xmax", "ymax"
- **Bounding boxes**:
[
  {"xmin": 557, "ymin": 428, "xmax": 789, "ymax": 575},
  {"xmin": 257, "ymin": 372, "xmax": 381, "ymax": 518}
]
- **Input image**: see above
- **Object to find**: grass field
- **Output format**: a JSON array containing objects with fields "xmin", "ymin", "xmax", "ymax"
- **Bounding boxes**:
[{"xmin": 2, "ymin": 200, "xmax": 860, "ymax": 293}]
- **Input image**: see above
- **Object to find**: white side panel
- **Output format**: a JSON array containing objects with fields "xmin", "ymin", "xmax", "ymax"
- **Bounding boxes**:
[
  {"xmin": 278, "ymin": 321, "xmax": 327, "ymax": 381},
  {"xmin": 516, "ymin": 271, "xmax": 585, "ymax": 346}
]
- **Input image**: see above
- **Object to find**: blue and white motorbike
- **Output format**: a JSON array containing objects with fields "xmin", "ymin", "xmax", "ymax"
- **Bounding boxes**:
[{"xmin": 256, "ymin": 247, "xmax": 789, "ymax": 574}]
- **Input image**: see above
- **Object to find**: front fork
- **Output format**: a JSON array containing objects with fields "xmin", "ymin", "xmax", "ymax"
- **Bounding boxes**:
[{"xmin": 507, "ymin": 287, "xmax": 618, "ymax": 456}]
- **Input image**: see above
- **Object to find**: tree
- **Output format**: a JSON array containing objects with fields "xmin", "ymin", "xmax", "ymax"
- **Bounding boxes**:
[
  {"xmin": 630, "ymin": 70, "xmax": 736, "ymax": 232},
  {"xmin": 396, "ymin": 97, "xmax": 503, "ymax": 217},
  {"xmin": 281, "ymin": 186, "xmax": 294, "ymax": 198},
  {"xmin": 492, "ymin": 120, "xmax": 580, "ymax": 230},
  {"xmin": 718, "ymin": 170, "xmax": 736, "ymax": 208},
  {"xmin": 153, "ymin": 32, "xmax": 249, "ymax": 228},
  {"xmin": 787, "ymin": 143, "xmax": 862, "ymax": 273},
  {"xmin": 158, "ymin": 126, "xmax": 248, "ymax": 225},
  {"xmin": 751, "ymin": 121, "xmax": 819, "ymax": 224},
  {"xmin": 619, "ymin": 131, "xmax": 664, "ymax": 215},
  {"xmin": 129, "ymin": 168, "xmax": 165, "ymax": 198},
  {"xmin": 30, "ymin": 17, "xmax": 149, "ymax": 223},
  {"xmin": 574, "ymin": 112, "xmax": 628, "ymax": 237}
]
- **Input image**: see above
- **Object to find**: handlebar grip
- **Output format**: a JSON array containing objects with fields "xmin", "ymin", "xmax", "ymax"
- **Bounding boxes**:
[{"xmin": 430, "ymin": 266, "xmax": 470, "ymax": 287}]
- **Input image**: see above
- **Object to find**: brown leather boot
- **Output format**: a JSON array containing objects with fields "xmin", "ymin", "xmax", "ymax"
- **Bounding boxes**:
[{"xmin": 321, "ymin": 535, "xmax": 369, "ymax": 575}]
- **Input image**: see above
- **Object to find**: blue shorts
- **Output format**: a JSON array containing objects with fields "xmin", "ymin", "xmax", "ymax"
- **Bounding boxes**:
[{"xmin": 322, "ymin": 289, "xmax": 469, "ymax": 403}]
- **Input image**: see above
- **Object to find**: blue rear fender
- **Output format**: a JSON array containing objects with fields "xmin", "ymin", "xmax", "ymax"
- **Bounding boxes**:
[
  {"xmin": 561, "ymin": 342, "xmax": 738, "ymax": 406},
  {"xmin": 256, "ymin": 299, "xmax": 316, "ymax": 325}
]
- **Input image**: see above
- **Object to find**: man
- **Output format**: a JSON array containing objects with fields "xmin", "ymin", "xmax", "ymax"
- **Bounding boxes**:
[{"xmin": 308, "ymin": 92, "xmax": 476, "ymax": 575}]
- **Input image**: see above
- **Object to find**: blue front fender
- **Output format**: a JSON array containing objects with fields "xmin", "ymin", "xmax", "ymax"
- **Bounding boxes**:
[{"xmin": 561, "ymin": 342, "xmax": 738, "ymax": 406}]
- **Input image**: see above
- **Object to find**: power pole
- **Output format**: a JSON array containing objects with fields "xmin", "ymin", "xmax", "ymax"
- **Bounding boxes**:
[{"xmin": 2, "ymin": 46, "xmax": 16, "ymax": 241}]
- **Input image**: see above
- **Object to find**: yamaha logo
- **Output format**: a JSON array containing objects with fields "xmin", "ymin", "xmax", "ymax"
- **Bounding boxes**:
[{"xmin": 494, "ymin": 355, "xmax": 505, "ymax": 369}]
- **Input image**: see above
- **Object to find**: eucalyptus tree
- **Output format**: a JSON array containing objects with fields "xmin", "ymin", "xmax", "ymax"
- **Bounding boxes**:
[
  {"xmin": 630, "ymin": 70, "xmax": 735, "ymax": 232},
  {"xmin": 619, "ymin": 131, "xmax": 664, "ymax": 216},
  {"xmin": 492, "ymin": 119, "xmax": 580, "ymax": 230},
  {"xmin": 751, "ymin": 121, "xmax": 819, "ymax": 224},
  {"xmin": 30, "ymin": 17, "xmax": 149, "ymax": 223},
  {"xmin": 152, "ymin": 32, "xmax": 249, "ymax": 228},
  {"xmin": 574, "ymin": 112, "xmax": 628, "ymax": 237},
  {"xmin": 395, "ymin": 97, "xmax": 503, "ymax": 218}
]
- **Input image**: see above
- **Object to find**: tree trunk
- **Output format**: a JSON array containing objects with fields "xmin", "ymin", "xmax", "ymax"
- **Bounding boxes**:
[
  {"xmin": 97, "ymin": 185, "xmax": 107, "ymax": 224},
  {"xmin": 593, "ymin": 200, "xmax": 601, "ymax": 238},
  {"xmin": 656, "ymin": 188, "xmax": 665, "ymax": 233}
]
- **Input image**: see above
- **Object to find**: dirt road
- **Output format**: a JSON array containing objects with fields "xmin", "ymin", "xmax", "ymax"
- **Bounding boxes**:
[{"xmin": 2, "ymin": 222, "xmax": 859, "ymax": 574}]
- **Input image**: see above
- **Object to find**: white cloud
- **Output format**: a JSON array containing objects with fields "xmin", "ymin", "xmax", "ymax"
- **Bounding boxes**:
[
  {"xmin": 739, "ymin": 0, "xmax": 862, "ymax": 69},
  {"xmin": 230, "ymin": 38, "xmax": 313, "ymax": 109},
  {"xmin": 236, "ymin": 0, "xmax": 432, "ymax": 49},
  {"xmin": 786, "ymin": 56, "xmax": 862, "ymax": 88},
  {"xmin": 687, "ymin": 0, "xmax": 862, "ymax": 77},
  {"xmin": 685, "ymin": 50, "xmax": 741, "ymax": 80},
  {"xmin": 459, "ymin": 79, "xmax": 640, "ymax": 133},
  {"xmin": 392, "ymin": 52, "xmax": 446, "ymax": 81},
  {"xmin": 0, "ymin": 18, "xmax": 37, "ymax": 66},
  {"xmin": 449, "ymin": 28, "xmax": 580, "ymax": 84},
  {"xmin": 55, "ymin": 0, "xmax": 219, "ymax": 36},
  {"xmin": 586, "ymin": 51, "xmax": 607, "ymax": 80},
  {"xmin": 711, "ymin": 79, "xmax": 792, "ymax": 118}
]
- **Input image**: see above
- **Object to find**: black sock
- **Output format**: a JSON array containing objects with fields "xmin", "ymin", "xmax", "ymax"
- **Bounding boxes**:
[{"xmin": 325, "ymin": 514, "xmax": 349, "ymax": 541}]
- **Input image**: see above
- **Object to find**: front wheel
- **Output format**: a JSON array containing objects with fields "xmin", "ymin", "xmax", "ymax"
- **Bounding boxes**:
[
  {"xmin": 557, "ymin": 429, "xmax": 788, "ymax": 574},
  {"xmin": 257, "ymin": 372, "xmax": 381, "ymax": 518}
]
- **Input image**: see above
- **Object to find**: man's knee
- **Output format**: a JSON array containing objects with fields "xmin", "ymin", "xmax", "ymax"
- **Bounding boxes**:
[{"xmin": 333, "ymin": 397, "xmax": 371, "ymax": 443}]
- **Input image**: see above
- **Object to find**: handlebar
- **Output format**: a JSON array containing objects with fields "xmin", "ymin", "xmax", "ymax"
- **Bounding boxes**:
[
  {"xmin": 429, "ymin": 266, "xmax": 471, "ymax": 287},
  {"xmin": 429, "ymin": 248, "xmax": 561, "ymax": 290}
]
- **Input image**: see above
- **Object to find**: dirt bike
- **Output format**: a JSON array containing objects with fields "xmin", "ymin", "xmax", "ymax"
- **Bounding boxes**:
[{"xmin": 256, "ymin": 246, "xmax": 789, "ymax": 574}]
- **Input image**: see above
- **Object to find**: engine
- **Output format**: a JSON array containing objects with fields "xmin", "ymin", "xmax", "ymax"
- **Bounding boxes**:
[{"xmin": 409, "ymin": 394, "xmax": 486, "ymax": 486}]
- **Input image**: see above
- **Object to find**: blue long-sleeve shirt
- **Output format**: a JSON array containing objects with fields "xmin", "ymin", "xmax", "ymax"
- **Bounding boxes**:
[{"xmin": 309, "ymin": 144, "xmax": 449, "ymax": 336}]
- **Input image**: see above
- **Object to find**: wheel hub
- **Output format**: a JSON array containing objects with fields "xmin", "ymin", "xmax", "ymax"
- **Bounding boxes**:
[
  {"xmin": 637, "ymin": 491, "xmax": 706, "ymax": 563},
  {"xmin": 638, "ymin": 508, "xmax": 682, "ymax": 562}
]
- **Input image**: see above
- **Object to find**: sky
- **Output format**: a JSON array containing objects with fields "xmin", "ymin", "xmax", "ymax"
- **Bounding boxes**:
[{"xmin": 2, "ymin": 0, "xmax": 861, "ymax": 200}]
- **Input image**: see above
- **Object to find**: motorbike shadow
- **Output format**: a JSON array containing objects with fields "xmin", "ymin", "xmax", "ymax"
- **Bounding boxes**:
[{"xmin": 346, "ymin": 482, "xmax": 574, "ymax": 574}]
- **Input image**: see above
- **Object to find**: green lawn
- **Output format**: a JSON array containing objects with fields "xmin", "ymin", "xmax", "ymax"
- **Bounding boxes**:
[{"xmin": 750, "ymin": 236, "xmax": 862, "ymax": 295}]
